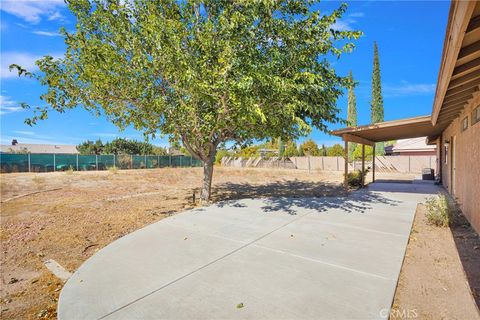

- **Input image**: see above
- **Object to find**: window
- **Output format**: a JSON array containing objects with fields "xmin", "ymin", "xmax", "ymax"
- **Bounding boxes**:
[
  {"xmin": 461, "ymin": 116, "xmax": 468, "ymax": 131},
  {"xmin": 472, "ymin": 106, "xmax": 480, "ymax": 125}
]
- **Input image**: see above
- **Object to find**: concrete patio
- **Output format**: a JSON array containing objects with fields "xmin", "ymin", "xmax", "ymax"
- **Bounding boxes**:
[{"xmin": 58, "ymin": 182, "xmax": 438, "ymax": 320}]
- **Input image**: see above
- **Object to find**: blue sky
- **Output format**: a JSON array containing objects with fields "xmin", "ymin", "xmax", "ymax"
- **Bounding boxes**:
[{"xmin": 0, "ymin": 1, "xmax": 450, "ymax": 148}]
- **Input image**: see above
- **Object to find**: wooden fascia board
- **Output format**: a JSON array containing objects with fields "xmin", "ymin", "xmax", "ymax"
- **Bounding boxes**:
[
  {"xmin": 431, "ymin": 1, "xmax": 476, "ymax": 125},
  {"xmin": 342, "ymin": 133, "xmax": 375, "ymax": 146}
]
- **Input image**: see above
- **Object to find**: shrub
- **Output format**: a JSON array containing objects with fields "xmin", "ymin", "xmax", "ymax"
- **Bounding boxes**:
[
  {"xmin": 424, "ymin": 194, "xmax": 459, "ymax": 227},
  {"xmin": 215, "ymin": 149, "xmax": 231, "ymax": 164},
  {"xmin": 345, "ymin": 169, "xmax": 368, "ymax": 187},
  {"xmin": 108, "ymin": 166, "xmax": 118, "ymax": 174},
  {"xmin": 65, "ymin": 166, "xmax": 75, "ymax": 175}
]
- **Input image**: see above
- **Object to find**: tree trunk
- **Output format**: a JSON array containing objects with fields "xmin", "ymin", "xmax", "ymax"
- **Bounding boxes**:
[{"xmin": 200, "ymin": 156, "xmax": 215, "ymax": 205}]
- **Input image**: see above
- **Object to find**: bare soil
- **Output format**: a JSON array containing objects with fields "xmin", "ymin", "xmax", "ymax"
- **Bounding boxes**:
[
  {"xmin": 391, "ymin": 204, "xmax": 480, "ymax": 320},
  {"xmin": 0, "ymin": 167, "xmax": 344, "ymax": 319}
]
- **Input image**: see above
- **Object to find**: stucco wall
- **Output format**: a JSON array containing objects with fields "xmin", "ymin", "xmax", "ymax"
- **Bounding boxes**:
[{"xmin": 441, "ymin": 95, "xmax": 480, "ymax": 234}]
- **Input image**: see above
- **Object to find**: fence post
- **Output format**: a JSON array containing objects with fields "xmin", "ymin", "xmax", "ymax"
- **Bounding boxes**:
[
  {"xmin": 322, "ymin": 157, "xmax": 324, "ymax": 170},
  {"xmin": 169, "ymin": 155, "xmax": 172, "ymax": 167},
  {"xmin": 336, "ymin": 157, "xmax": 339, "ymax": 171},
  {"xmin": 408, "ymin": 155, "xmax": 411, "ymax": 173},
  {"xmin": 113, "ymin": 154, "xmax": 116, "ymax": 168},
  {"xmin": 158, "ymin": 155, "xmax": 160, "ymax": 168},
  {"xmin": 131, "ymin": 155, "xmax": 133, "ymax": 169},
  {"xmin": 76, "ymin": 154, "xmax": 79, "ymax": 171},
  {"xmin": 145, "ymin": 154, "xmax": 147, "ymax": 169},
  {"xmin": 28, "ymin": 153, "xmax": 31, "ymax": 172},
  {"xmin": 53, "ymin": 153, "xmax": 56, "ymax": 172},
  {"xmin": 96, "ymin": 155, "xmax": 98, "ymax": 170},
  {"xmin": 308, "ymin": 156, "xmax": 311, "ymax": 172}
]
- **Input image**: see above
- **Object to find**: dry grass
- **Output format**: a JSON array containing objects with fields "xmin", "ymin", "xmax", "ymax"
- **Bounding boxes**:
[{"xmin": 0, "ymin": 167, "xmax": 344, "ymax": 319}]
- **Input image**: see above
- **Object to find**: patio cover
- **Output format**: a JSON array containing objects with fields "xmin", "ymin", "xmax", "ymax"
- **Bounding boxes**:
[{"xmin": 330, "ymin": 115, "xmax": 444, "ymax": 145}]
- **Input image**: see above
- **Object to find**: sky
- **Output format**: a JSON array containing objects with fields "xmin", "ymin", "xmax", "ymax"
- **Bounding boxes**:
[{"xmin": 0, "ymin": 1, "xmax": 450, "ymax": 148}]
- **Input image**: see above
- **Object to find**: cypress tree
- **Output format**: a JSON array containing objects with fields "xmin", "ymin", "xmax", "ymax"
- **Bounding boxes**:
[
  {"xmin": 347, "ymin": 71, "xmax": 357, "ymax": 157},
  {"xmin": 371, "ymin": 42, "xmax": 384, "ymax": 154}
]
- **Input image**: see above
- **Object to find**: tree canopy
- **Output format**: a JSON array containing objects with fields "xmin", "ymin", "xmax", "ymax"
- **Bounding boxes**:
[
  {"xmin": 351, "ymin": 144, "xmax": 373, "ymax": 161},
  {"xmin": 76, "ymin": 139, "xmax": 104, "ymax": 155},
  {"xmin": 12, "ymin": 0, "xmax": 361, "ymax": 202},
  {"xmin": 326, "ymin": 143, "xmax": 344, "ymax": 157},
  {"xmin": 299, "ymin": 139, "xmax": 320, "ymax": 156},
  {"xmin": 76, "ymin": 138, "xmax": 166, "ymax": 155}
]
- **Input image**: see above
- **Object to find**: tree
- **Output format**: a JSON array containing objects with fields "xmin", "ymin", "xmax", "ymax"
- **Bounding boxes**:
[
  {"xmin": 347, "ymin": 71, "xmax": 357, "ymax": 157},
  {"xmin": 103, "ymin": 138, "xmax": 153, "ymax": 155},
  {"xmin": 215, "ymin": 149, "xmax": 231, "ymax": 164},
  {"xmin": 152, "ymin": 146, "xmax": 168, "ymax": 155},
  {"xmin": 351, "ymin": 144, "xmax": 373, "ymax": 161},
  {"xmin": 11, "ymin": 0, "xmax": 360, "ymax": 203},
  {"xmin": 327, "ymin": 143, "xmax": 344, "ymax": 157},
  {"xmin": 278, "ymin": 138, "xmax": 285, "ymax": 158},
  {"xmin": 320, "ymin": 144, "xmax": 328, "ymax": 156},
  {"xmin": 77, "ymin": 139, "xmax": 104, "ymax": 155},
  {"xmin": 371, "ymin": 42, "xmax": 385, "ymax": 155},
  {"xmin": 300, "ymin": 139, "xmax": 320, "ymax": 156},
  {"xmin": 236, "ymin": 146, "xmax": 259, "ymax": 158},
  {"xmin": 284, "ymin": 140, "xmax": 298, "ymax": 157}
]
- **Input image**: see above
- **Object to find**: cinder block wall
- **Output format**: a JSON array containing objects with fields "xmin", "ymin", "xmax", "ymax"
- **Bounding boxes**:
[{"xmin": 441, "ymin": 94, "xmax": 480, "ymax": 234}]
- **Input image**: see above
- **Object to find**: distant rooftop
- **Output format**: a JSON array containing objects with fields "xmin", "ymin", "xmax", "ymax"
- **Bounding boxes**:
[
  {"xmin": 392, "ymin": 137, "xmax": 436, "ymax": 153},
  {"xmin": 0, "ymin": 143, "xmax": 79, "ymax": 154}
]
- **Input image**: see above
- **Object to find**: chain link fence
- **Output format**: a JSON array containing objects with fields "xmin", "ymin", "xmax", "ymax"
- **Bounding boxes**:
[{"xmin": 0, "ymin": 153, "xmax": 202, "ymax": 173}]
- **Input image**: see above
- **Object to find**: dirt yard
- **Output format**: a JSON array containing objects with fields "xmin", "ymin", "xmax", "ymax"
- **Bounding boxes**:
[
  {"xmin": 392, "ymin": 204, "xmax": 480, "ymax": 320},
  {"xmin": 0, "ymin": 167, "xmax": 345, "ymax": 319},
  {"xmin": 1, "ymin": 167, "xmax": 478, "ymax": 319}
]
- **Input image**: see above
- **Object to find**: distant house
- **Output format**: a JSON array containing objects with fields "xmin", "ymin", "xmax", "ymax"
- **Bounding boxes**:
[
  {"xmin": 166, "ymin": 147, "xmax": 186, "ymax": 156},
  {"xmin": 0, "ymin": 140, "xmax": 79, "ymax": 154},
  {"xmin": 384, "ymin": 137, "xmax": 436, "ymax": 156}
]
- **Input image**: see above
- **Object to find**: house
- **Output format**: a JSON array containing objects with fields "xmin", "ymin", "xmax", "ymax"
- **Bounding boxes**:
[
  {"xmin": 384, "ymin": 137, "xmax": 436, "ymax": 156},
  {"xmin": 333, "ymin": 1, "xmax": 480, "ymax": 234},
  {"xmin": 0, "ymin": 141, "xmax": 79, "ymax": 154}
]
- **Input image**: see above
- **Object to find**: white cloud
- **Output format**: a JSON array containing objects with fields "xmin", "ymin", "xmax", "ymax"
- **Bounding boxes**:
[
  {"xmin": 0, "ymin": 135, "xmax": 60, "ymax": 145},
  {"xmin": 331, "ymin": 12, "xmax": 365, "ymax": 32},
  {"xmin": 349, "ymin": 12, "xmax": 365, "ymax": 18},
  {"xmin": 13, "ymin": 130, "xmax": 35, "ymax": 135},
  {"xmin": 1, "ymin": 52, "xmax": 39, "ymax": 79},
  {"xmin": 1, "ymin": 51, "xmax": 63, "ymax": 80},
  {"xmin": 1, "ymin": 0, "xmax": 65, "ymax": 24},
  {"xmin": 384, "ymin": 82, "xmax": 436, "ymax": 97},
  {"xmin": 32, "ymin": 30, "xmax": 61, "ymax": 37},
  {"xmin": 0, "ymin": 95, "xmax": 23, "ymax": 115},
  {"xmin": 331, "ymin": 20, "xmax": 354, "ymax": 31}
]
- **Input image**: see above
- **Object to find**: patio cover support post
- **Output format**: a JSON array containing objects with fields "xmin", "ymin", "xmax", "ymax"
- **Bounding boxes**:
[
  {"xmin": 344, "ymin": 140, "xmax": 348, "ymax": 190},
  {"xmin": 361, "ymin": 144, "xmax": 365, "ymax": 187},
  {"xmin": 372, "ymin": 144, "xmax": 376, "ymax": 182}
]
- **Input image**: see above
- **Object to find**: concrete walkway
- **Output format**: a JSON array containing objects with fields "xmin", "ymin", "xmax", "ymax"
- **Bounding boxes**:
[{"xmin": 58, "ymin": 182, "xmax": 438, "ymax": 320}]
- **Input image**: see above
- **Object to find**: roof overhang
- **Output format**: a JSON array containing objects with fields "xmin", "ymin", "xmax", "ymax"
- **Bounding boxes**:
[
  {"xmin": 331, "ymin": 115, "xmax": 444, "ymax": 145},
  {"xmin": 431, "ymin": 1, "xmax": 480, "ymax": 126}
]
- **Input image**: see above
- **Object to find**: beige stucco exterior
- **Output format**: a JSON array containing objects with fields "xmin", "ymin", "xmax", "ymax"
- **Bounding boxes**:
[{"xmin": 440, "ymin": 94, "xmax": 480, "ymax": 234}]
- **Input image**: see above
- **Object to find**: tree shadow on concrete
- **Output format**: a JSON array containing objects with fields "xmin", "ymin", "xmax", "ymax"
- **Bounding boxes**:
[
  {"xmin": 210, "ymin": 180, "xmax": 402, "ymax": 215},
  {"xmin": 450, "ymin": 215, "xmax": 480, "ymax": 309}
]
